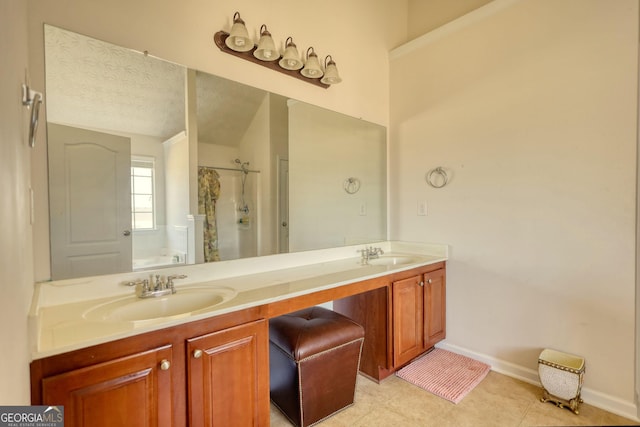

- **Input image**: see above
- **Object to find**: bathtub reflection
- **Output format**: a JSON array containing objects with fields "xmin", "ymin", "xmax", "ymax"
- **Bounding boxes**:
[{"xmin": 133, "ymin": 254, "xmax": 185, "ymax": 271}]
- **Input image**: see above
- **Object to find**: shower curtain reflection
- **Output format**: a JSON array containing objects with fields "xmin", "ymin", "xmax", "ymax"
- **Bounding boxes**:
[
  {"xmin": 200, "ymin": 165, "xmax": 259, "ymax": 261},
  {"xmin": 198, "ymin": 167, "xmax": 221, "ymax": 262}
]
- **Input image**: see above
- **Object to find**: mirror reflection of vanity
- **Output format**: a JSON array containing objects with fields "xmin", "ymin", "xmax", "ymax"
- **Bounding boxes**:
[{"xmin": 43, "ymin": 25, "xmax": 387, "ymax": 280}]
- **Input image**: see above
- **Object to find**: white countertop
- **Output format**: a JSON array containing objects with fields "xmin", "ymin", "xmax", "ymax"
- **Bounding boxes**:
[{"xmin": 29, "ymin": 241, "xmax": 448, "ymax": 360}]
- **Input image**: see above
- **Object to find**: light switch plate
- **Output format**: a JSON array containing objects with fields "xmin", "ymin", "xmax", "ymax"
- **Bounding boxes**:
[{"xmin": 417, "ymin": 201, "xmax": 427, "ymax": 216}]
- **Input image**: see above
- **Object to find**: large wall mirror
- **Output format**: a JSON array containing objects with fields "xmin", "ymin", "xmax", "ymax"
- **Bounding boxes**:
[{"xmin": 44, "ymin": 24, "xmax": 387, "ymax": 280}]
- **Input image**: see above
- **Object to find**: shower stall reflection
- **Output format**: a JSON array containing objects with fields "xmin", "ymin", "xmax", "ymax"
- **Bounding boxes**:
[{"xmin": 199, "ymin": 162, "xmax": 259, "ymax": 262}]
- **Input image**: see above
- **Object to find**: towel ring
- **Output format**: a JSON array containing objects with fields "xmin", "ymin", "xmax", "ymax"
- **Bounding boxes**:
[
  {"xmin": 426, "ymin": 167, "xmax": 448, "ymax": 188},
  {"xmin": 343, "ymin": 177, "xmax": 361, "ymax": 194}
]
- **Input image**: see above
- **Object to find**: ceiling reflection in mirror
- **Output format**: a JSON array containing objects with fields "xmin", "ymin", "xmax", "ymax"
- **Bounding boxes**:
[{"xmin": 44, "ymin": 24, "xmax": 387, "ymax": 280}]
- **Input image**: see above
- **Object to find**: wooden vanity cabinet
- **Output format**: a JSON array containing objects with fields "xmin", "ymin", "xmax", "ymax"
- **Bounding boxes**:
[
  {"xmin": 31, "ymin": 309, "xmax": 269, "ymax": 427},
  {"xmin": 423, "ymin": 268, "xmax": 446, "ymax": 349},
  {"xmin": 31, "ymin": 261, "xmax": 445, "ymax": 424},
  {"xmin": 392, "ymin": 267, "xmax": 446, "ymax": 367},
  {"xmin": 334, "ymin": 262, "xmax": 446, "ymax": 382},
  {"xmin": 334, "ymin": 285, "xmax": 393, "ymax": 381},
  {"xmin": 41, "ymin": 345, "xmax": 174, "ymax": 427},
  {"xmin": 186, "ymin": 320, "xmax": 269, "ymax": 426},
  {"xmin": 393, "ymin": 275, "xmax": 425, "ymax": 367}
]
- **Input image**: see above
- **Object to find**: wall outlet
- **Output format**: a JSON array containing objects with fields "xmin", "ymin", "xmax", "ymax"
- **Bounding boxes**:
[{"xmin": 417, "ymin": 201, "xmax": 427, "ymax": 216}]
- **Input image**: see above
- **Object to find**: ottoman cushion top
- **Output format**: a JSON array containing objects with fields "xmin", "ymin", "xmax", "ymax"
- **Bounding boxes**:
[{"xmin": 269, "ymin": 306, "xmax": 364, "ymax": 360}]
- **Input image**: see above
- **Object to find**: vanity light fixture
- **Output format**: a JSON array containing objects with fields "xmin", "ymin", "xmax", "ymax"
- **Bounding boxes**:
[
  {"xmin": 225, "ymin": 12, "xmax": 253, "ymax": 52},
  {"xmin": 301, "ymin": 47, "xmax": 323, "ymax": 79},
  {"xmin": 214, "ymin": 12, "xmax": 341, "ymax": 88},
  {"xmin": 279, "ymin": 37, "xmax": 303, "ymax": 70},
  {"xmin": 320, "ymin": 55, "xmax": 342, "ymax": 85},
  {"xmin": 254, "ymin": 25, "xmax": 278, "ymax": 61}
]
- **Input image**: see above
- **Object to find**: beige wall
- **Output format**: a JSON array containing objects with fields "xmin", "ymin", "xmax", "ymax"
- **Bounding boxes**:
[
  {"xmin": 0, "ymin": 0, "xmax": 35, "ymax": 404},
  {"xmin": 391, "ymin": 0, "xmax": 637, "ymax": 415},
  {"xmin": 28, "ymin": 0, "xmax": 408, "ymax": 281},
  {"xmin": 407, "ymin": 0, "xmax": 493, "ymax": 39}
]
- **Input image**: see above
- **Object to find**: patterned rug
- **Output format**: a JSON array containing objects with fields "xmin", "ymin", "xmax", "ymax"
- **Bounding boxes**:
[{"xmin": 395, "ymin": 348, "xmax": 491, "ymax": 404}]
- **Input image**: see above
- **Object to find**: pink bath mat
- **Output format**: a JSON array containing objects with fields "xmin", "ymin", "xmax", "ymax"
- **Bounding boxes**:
[{"xmin": 395, "ymin": 348, "xmax": 491, "ymax": 404}]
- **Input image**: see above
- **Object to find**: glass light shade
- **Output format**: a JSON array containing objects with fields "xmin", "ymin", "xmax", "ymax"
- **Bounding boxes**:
[
  {"xmin": 278, "ymin": 37, "xmax": 303, "ymax": 70},
  {"xmin": 225, "ymin": 13, "xmax": 253, "ymax": 52},
  {"xmin": 254, "ymin": 25, "xmax": 278, "ymax": 61},
  {"xmin": 301, "ymin": 48, "xmax": 323, "ymax": 79},
  {"xmin": 321, "ymin": 57, "xmax": 342, "ymax": 85}
]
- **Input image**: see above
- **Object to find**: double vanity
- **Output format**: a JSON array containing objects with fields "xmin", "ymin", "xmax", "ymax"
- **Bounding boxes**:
[
  {"xmin": 29, "ymin": 24, "xmax": 444, "ymax": 427},
  {"xmin": 29, "ymin": 241, "xmax": 447, "ymax": 426}
]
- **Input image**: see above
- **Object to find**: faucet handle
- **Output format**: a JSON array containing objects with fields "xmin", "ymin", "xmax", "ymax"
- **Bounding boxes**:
[
  {"xmin": 134, "ymin": 279, "xmax": 151, "ymax": 297},
  {"xmin": 122, "ymin": 278, "xmax": 142, "ymax": 287},
  {"xmin": 166, "ymin": 274, "xmax": 187, "ymax": 293},
  {"xmin": 123, "ymin": 278, "xmax": 149, "ymax": 289}
]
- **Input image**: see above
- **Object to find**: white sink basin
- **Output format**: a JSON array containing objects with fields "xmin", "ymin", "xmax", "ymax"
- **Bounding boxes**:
[
  {"xmin": 83, "ymin": 286, "xmax": 238, "ymax": 323},
  {"xmin": 367, "ymin": 255, "xmax": 416, "ymax": 266}
]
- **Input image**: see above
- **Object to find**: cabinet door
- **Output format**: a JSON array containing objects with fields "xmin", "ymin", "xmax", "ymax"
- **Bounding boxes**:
[
  {"xmin": 41, "ymin": 345, "xmax": 173, "ymax": 427},
  {"xmin": 424, "ymin": 269, "xmax": 446, "ymax": 348},
  {"xmin": 187, "ymin": 319, "xmax": 269, "ymax": 427},
  {"xmin": 393, "ymin": 275, "xmax": 424, "ymax": 367}
]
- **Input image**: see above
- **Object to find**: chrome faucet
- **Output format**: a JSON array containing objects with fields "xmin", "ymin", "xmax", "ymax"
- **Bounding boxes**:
[
  {"xmin": 358, "ymin": 246, "xmax": 384, "ymax": 264},
  {"xmin": 123, "ymin": 274, "xmax": 188, "ymax": 298}
]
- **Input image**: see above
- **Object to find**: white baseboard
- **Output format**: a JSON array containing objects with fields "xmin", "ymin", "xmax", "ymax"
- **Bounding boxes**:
[{"xmin": 436, "ymin": 341, "xmax": 640, "ymax": 422}]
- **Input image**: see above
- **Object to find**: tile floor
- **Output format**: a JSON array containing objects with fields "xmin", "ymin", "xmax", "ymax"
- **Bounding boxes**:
[{"xmin": 270, "ymin": 371, "xmax": 640, "ymax": 427}]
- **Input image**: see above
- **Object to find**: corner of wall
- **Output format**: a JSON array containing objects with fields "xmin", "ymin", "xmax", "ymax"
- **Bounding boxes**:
[{"xmin": 438, "ymin": 342, "xmax": 640, "ymax": 422}]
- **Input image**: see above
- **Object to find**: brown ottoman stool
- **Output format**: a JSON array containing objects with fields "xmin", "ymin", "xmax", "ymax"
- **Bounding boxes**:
[{"xmin": 269, "ymin": 306, "xmax": 365, "ymax": 427}]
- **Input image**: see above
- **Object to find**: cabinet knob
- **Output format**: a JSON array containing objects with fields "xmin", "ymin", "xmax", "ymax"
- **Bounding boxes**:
[
  {"xmin": 160, "ymin": 359, "xmax": 171, "ymax": 370},
  {"xmin": 419, "ymin": 281, "xmax": 424, "ymax": 287},
  {"xmin": 193, "ymin": 349, "xmax": 203, "ymax": 359},
  {"xmin": 427, "ymin": 278, "xmax": 433, "ymax": 284}
]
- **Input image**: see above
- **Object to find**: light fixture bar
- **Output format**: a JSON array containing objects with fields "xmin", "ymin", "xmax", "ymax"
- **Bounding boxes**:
[{"xmin": 213, "ymin": 31, "xmax": 330, "ymax": 89}]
